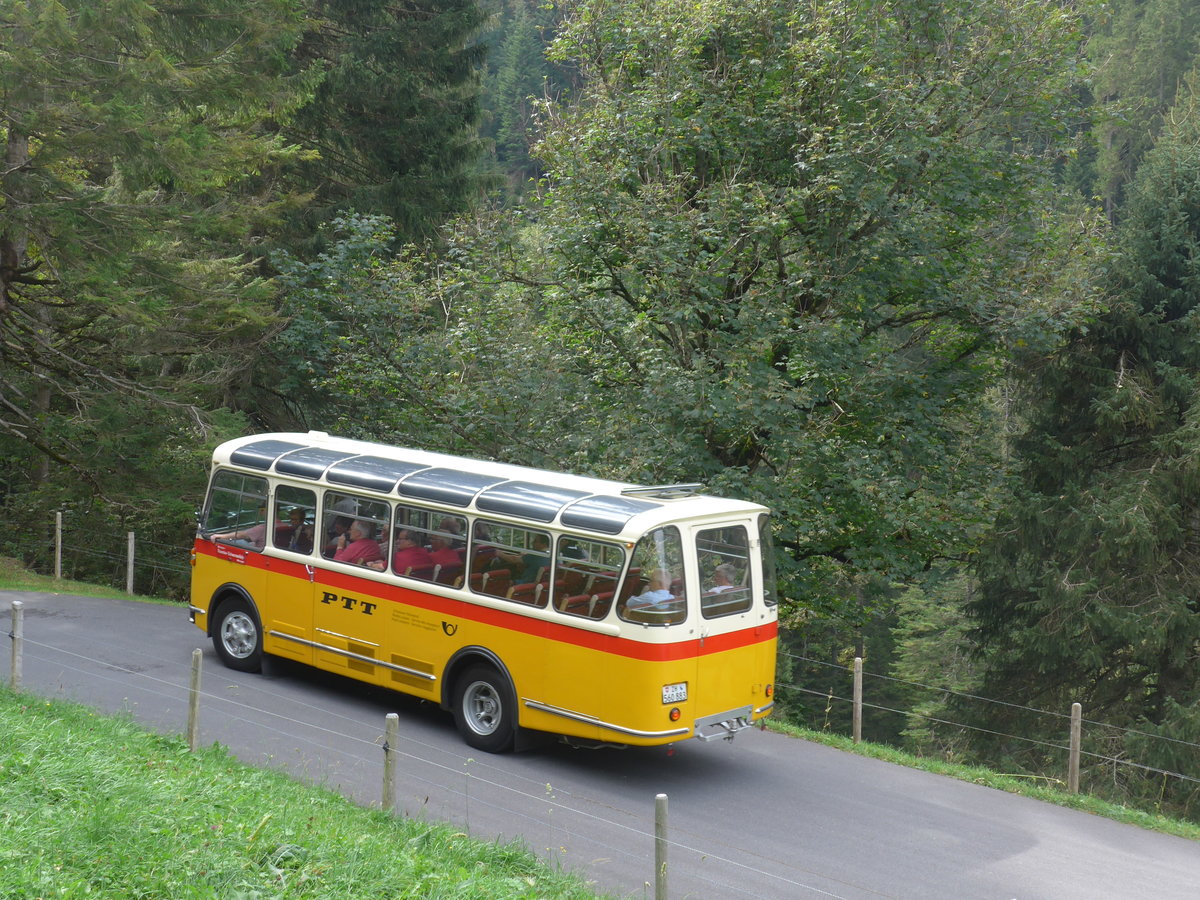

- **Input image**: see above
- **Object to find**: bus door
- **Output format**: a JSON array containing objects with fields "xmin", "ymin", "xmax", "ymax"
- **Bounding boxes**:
[
  {"xmin": 311, "ymin": 492, "xmax": 392, "ymax": 681},
  {"xmin": 692, "ymin": 523, "xmax": 760, "ymax": 733},
  {"xmin": 542, "ymin": 537, "xmax": 643, "ymax": 742},
  {"xmin": 260, "ymin": 484, "xmax": 319, "ymax": 665}
]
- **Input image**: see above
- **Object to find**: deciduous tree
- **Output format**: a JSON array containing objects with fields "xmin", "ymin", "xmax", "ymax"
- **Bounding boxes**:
[{"xmin": 284, "ymin": 0, "xmax": 1104, "ymax": 624}]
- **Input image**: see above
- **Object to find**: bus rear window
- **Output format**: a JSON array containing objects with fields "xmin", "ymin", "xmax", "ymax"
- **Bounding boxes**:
[
  {"xmin": 618, "ymin": 527, "xmax": 687, "ymax": 625},
  {"xmin": 697, "ymin": 524, "xmax": 752, "ymax": 617}
]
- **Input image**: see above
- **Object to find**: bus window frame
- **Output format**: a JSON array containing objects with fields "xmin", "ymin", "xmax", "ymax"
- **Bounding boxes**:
[
  {"xmin": 469, "ymin": 518, "xmax": 552, "ymax": 606},
  {"xmin": 696, "ymin": 523, "xmax": 753, "ymax": 619},
  {"xmin": 552, "ymin": 536, "xmax": 626, "ymax": 620},
  {"xmin": 618, "ymin": 525, "xmax": 688, "ymax": 626},
  {"xmin": 201, "ymin": 469, "xmax": 270, "ymax": 551}
]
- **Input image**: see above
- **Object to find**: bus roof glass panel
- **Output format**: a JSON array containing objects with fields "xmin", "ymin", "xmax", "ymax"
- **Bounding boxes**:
[
  {"xmin": 274, "ymin": 447, "xmax": 357, "ymax": 480},
  {"xmin": 476, "ymin": 481, "xmax": 590, "ymax": 523},
  {"xmin": 327, "ymin": 455, "xmax": 428, "ymax": 493},
  {"xmin": 398, "ymin": 468, "xmax": 507, "ymax": 507},
  {"xmin": 230, "ymin": 439, "xmax": 307, "ymax": 470},
  {"xmin": 560, "ymin": 495, "xmax": 662, "ymax": 535}
]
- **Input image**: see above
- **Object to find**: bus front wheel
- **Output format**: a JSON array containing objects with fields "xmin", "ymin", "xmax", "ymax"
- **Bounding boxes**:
[
  {"xmin": 453, "ymin": 664, "xmax": 516, "ymax": 753},
  {"xmin": 212, "ymin": 598, "xmax": 263, "ymax": 673}
]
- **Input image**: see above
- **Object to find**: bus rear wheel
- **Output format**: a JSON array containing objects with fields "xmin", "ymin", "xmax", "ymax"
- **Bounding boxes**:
[
  {"xmin": 453, "ymin": 664, "xmax": 516, "ymax": 753},
  {"xmin": 212, "ymin": 598, "xmax": 263, "ymax": 673}
]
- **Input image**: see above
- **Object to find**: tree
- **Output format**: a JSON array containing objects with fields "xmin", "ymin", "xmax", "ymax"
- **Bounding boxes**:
[
  {"xmin": 282, "ymin": 0, "xmax": 490, "ymax": 246},
  {"xmin": 0, "ymin": 0, "xmax": 314, "ymax": 473},
  {"xmin": 280, "ymin": 0, "xmax": 1104, "ymax": 625},
  {"xmin": 477, "ymin": 0, "xmax": 570, "ymax": 195},
  {"xmin": 970, "ymin": 84, "xmax": 1200, "ymax": 808},
  {"xmin": 1087, "ymin": 0, "xmax": 1200, "ymax": 218}
]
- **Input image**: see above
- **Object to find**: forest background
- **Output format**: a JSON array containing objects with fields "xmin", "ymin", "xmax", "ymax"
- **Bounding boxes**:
[{"xmin": 3, "ymin": 0, "xmax": 1200, "ymax": 820}]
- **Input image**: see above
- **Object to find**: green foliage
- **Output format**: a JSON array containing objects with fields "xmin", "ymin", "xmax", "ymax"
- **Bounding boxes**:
[
  {"xmin": 0, "ymin": 0, "xmax": 316, "ymax": 482},
  {"xmin": 477, "ymin": 0, "xmax": 572, "ymax": 196},
  {"xmin": 282, "ymin": 0, "xmax": 491, "ymax": 246},
  {"xmin": 282, "ymin": 0, "xmax": 1105, "ymax": 626},
  {"xmin": 969, "ymin": 87, "xmax": 1200, "ymax": 817},
  {"xmin": 1086, "ymin": 0, "xmax": 1200, "ymax": 216}
]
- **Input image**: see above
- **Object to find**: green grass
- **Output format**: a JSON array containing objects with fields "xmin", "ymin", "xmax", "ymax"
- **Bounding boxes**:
[
  {"xmin": 0, "ymin": 687, "xmax": 606, "ymax": 899},
  {"xmin": 0, "ymin": 557, "xmax": 171, "ymax": 605}
]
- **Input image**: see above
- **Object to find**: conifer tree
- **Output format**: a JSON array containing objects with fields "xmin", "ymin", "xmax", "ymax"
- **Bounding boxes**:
[
  {"xmin": 0, "ymin": 0, "xmax": 313, "ymax": 470},
  {"xmin": 1088, "ymin": 0, "xmax": 1200, "ymax": 218},
  {"xmin": 970, "ymin": 86, "xmax": 1200, "ymax": 793},
  {"xmin": 284, "ymin": 0, "xmax": 489, "ymax": 244}
]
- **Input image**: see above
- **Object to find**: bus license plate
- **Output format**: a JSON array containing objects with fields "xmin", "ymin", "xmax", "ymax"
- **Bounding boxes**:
[{"xmin": 662, "ymin": 682, "xmax": 688, "ymax": 704}]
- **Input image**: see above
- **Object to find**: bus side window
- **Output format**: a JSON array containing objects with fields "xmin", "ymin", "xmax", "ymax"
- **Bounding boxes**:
[
  {"xmin": 697, "ymin": 524, "xmax": 752, "ymax": 617},
  {"xmin": 274, "ymin": 485, "xmax": 316, "ymax": 554},
  {"xmin": 553, "ymin": 537, "xmax": 624, "ymax": 620},
  {"xmin": 201, "ymin": 470, "xmax": 269, "ymax": 550},
  {"xmin": 391, "ymin": 505, "xmax": 466, "ymax": 583},
  {"xmin": 321, "ymin": 492, "xmax": 390, "ymax": 570},
  {"xmin": 470, "ymin": 520, "xmax": 550, "ymax": 605}
]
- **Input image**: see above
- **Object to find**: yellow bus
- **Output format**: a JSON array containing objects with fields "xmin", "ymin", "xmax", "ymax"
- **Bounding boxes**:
[{"xmin": 189, "ymin": 432, "xmax": 777, "ymax": 751}]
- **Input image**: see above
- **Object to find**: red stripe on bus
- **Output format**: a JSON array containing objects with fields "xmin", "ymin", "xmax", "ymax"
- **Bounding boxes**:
[{"xmin": 195, "ymin": 540, "xmax": 777, "ymax": 662}]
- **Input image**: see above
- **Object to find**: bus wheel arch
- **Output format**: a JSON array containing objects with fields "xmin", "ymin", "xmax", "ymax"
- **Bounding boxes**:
[
  {"xmin": 444, "ymin": 649, "xmax": 517, "ymax": 753},
  {"xmin": 209, "ymin": 587, "xmax": 263, "ymax": 673}
]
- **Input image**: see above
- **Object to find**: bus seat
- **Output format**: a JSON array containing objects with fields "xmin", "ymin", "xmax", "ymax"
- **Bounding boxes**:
[{"xmin": 508, "ymin": 582, "xmax": 540, "ymax": 604}]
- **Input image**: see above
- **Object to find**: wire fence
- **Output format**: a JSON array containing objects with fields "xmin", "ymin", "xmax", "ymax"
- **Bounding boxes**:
[
  {"xmin": 777, "ymin": 650, "xmax": 1200, "ymax": 813},
  {"xmin": 25, "ymin": 513, "xmax": 192, "ymax": 600}
]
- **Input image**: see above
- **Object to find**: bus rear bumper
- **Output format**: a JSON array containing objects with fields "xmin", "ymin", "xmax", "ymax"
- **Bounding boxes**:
[{"xmin": 694, "ymin": 706, "xmax": 754, "ymax": 742}]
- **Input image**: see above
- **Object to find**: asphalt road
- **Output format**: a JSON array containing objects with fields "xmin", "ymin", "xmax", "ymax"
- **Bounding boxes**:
[{"xmin": 4, "ymin": 590, "xmax": 1198, "ymax": 899}]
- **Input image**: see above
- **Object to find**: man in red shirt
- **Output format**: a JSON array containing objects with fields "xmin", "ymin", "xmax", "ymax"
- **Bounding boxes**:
[
  {"xmin": 390, "ymin": 529, "xmax": 434, "ymax": 575},
  {"xmin": 332, "ymin": 521, "xmax": 383, "ymax": 567}
]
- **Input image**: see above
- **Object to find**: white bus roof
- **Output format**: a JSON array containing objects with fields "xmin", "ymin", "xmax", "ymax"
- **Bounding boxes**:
[{"xmin": 213, "ymin": 432, "xmax": 766, "ymax": 538}]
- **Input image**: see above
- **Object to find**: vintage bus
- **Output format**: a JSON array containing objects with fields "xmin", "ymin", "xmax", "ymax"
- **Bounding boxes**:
[{"xmin": 189, "ymin": 432, "xmax": 777, "ymax": 751}]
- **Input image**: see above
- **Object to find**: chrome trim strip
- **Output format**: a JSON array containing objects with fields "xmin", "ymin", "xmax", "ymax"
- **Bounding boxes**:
[
  {"xmin": 268, "ymin": 631, "xmax": 436, "ymax": 681},
  {"xmin": 523, "ymin": 699, "xmax": 690, "ymax": 739},
  {"xmin": 189, "ymin": 605, "xmax": 206, "ymax": 617},
  {"xmin": 755, "ymin": 700, "xmax": 775, "ymax": 716},
  {"xmin": 315, "ymin": 627, "xmax": 379, "ymax": 647}
]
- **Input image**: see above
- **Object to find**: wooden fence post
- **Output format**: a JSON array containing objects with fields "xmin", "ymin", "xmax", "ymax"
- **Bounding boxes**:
[
  {"xmin": 126, "ymin": 531, "xmax": 136, "ymax": 595},
  {"xmin": 1068, "ymin": 702, "xmax": 1082, "ymax": 794},
  {"xmin": 853, "ymin": 657, "xmax": 863, "ymax": 744},
  {"xmin": 54, "ymin": 512, "xmax": 62, "ymax": 580},
  {"xmin": 383, "ymin": 713, "xmax": 400, "ymax": 812},
  {"xmin": 9, "ymin": 600, "xmax": 23, "ymax": 690},
  {"xmin": 188, "ymin": 649, "xmax": 202, "ymax": 751},
  {"xmin": 655, "ymin": 793, "xmax": 668, "ymax": 900}
]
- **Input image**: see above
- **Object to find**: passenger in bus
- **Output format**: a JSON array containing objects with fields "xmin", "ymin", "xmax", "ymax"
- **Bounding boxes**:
[
  {"xmin": 322, "ymin": 516, "xmax": 352, "ymax": 557},
  {"xmin": 438, "ymin": 516, "xmax": 465, "ymax": 548},
  {"xmin": 213, "ymin": 505, "xmax": 267, "ymax": 549},
  {"xmin": 499, "ymin": 534, "xmax": 550, "ymax": 584},
  {"xmin": 332, "ymin": 520, "xmax": 383, "ymax": 566},
  {"xmin": 284, "ymin": 507, "xmax": 313, "ymax": 554},
  {"xmin": 625, "ymin": 568, "xmax": 676, "ymax": 609},
  {"xmin": 386, "ymin": 528, "xmax": 434, "ymax": 574},
  {"xmin": 428, "ymin": 532, "xmax": 462, "ymax": 569},
  {"xmin": 705, "ymin": 563, "xmax": 738, "ymax": 594}
]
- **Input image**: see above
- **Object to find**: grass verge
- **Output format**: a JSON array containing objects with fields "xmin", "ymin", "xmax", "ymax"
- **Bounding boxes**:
[
  {"xmin": 0, "ymin": 687, "xmax": 604, "ymax": 899},
  {"xmin": 0, "ymin": 557, "xmax": 170, "ymax": 605}
]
